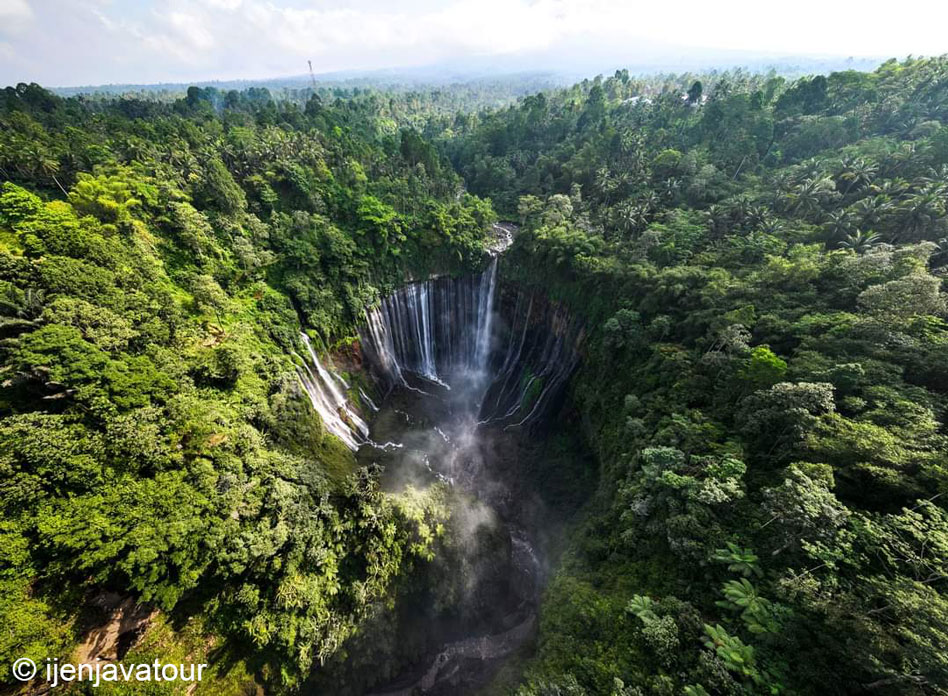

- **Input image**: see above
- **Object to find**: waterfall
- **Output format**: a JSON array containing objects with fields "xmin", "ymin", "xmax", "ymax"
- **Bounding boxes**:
[
  {"xmin": 474, "ymin": 257, "xmax": 497, "ymax": 370},
  {"xmin": 361, "ymin": 257, "xmax": 499, "ymax": 390},
  {"xmin": 297, "ymin": 333, "xmax": 370, "ymax": 450},
  {"xmin": 360, "ymin": 259, "xmax": 582, "ymax": 433},
  {"xmin": 302, "ymin": 248, "xmax": 582, "ymax": 451}
]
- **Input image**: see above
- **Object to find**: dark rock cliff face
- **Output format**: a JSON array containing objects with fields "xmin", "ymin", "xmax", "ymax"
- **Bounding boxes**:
[{"xmin": 479, "ymin": 283, "xmax": 585, "ymax": 430}]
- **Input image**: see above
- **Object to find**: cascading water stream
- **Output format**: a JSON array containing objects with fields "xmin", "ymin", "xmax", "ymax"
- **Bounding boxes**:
[
  {"xmin": 297, "ymin": 334, "xmax": 401, "ymax": 452},
  {"xmin": 297, "ymin": 333, "xmax": 370, "ymax": 451}
]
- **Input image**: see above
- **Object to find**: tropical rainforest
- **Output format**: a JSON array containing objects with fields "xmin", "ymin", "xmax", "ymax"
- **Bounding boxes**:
[{"xmin": 2, "ymin": 55, "xmax": 948, "ymax": 695}]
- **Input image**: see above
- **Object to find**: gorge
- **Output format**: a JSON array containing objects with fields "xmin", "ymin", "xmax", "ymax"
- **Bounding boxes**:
[{"xmin": 297, "ymin": 242, "xmax": 589, "ymax": 694}]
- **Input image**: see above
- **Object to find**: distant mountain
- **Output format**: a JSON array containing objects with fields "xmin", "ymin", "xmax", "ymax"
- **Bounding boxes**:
[{"xmin": 51, "ymin": 50, "xmax": 884, "ymax": 99}]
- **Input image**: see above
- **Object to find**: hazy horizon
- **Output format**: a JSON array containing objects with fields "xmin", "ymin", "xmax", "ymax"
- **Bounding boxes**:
[
  {"xmin": 45, "ymin": 54, "xmax": 886, "ymax": 97},
  {"xmin": 1, "ymin": 0, "xmax": 945, "ymax": 89}
]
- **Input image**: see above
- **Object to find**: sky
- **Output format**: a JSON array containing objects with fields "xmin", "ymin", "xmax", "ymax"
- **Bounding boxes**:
[{"xmin": 1, "ymin": 0, "xmax": 946, "ymax": 88}]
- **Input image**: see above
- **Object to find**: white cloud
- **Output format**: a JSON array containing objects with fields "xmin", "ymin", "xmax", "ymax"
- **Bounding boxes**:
[
  {"xmin": 0, "ymin": 0, "xmax": 33, "ymax": 35},
  {"xmin": 166, "ymin": 11, "xmax": 216, "ymax": 51},
  {"xmin": 203, "ymin": 0, "xmax": 243, "ymax": 9},
  {"xmin": 0, "ymin": 0, "xmax": 31, "ymax": 19},
  {"xmin": 1, "ymin": 0, "xmax": 947, "ymax": 87}
]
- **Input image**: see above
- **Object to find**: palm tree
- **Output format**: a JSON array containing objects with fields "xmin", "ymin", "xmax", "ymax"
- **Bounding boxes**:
[
  {"xmin": 659, "ymin": 176, "xmax": 682, "ymax": 201},
  {"xmin": 824, "ymin": 209, "xmax": 856, "ymax": 239},
  {"xmin": 706, "ymin": 204, "xmax": 729, "ymax": 238},
  {"xmin": 769, "ymin": 171, "xmax": 797, "ymax": 212},
  {"xmin": 730, "ymin": 197, "xmax": 752, "ymax": 230},
  {"xmin": 640, "ymin": 191, "xmax": 662, "ymax": 214},
  {"xmin": 850, "ymin": 195, "xmax": 895, "ymax": 231},
  {"xmin": 923, "ymin": 164, "xmax": 948, "ymax": 190},
  {"xmin": 871, "ymin": 177, "xmax": 910, "ymax": 200},
  {"xmin": 838, "ymin": 229, "xmax": 883, "ymax": 254},
  {"xmin": 619, "ymin": 201, "xmax": 651, "ymax": 235},
  {"xmin": 594, "ymin": 166, "xmax": 616, "ymax": 202},
  {"xmin": 885, "ymin": 141, "xmax": 918, "ymax": 178},
  {"xmin": 787, "ymin": 177, "xmax": 837, "ymax": 219},
  {"xmin": 801, "ymin": 157, "xmax": 829, "ymax": 179},
  {"xmin": 23, "ymin": 144, "xmax": 67, "ymax": 196},
  {"xmin": 838, "ymin": 156, "xmax": 878, "ymax": 197},
  {"xmin": 747, "ymin": 205, "xmax": 777, "ymax": 232}
]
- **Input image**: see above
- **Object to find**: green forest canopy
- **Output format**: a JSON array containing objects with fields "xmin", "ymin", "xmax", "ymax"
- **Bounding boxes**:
[{"xmin": 2, "ymin": 55, "xmax": 948, "ymax": 694}]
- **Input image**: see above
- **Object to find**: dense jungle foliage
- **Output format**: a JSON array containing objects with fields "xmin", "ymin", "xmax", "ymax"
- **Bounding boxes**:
[
  {"xmin": 0, "ymin": 82, "xmax": 494, "ymax": 691},
  {"xmin": 2, "ymin": 53, "xmax": 948, "ymax": 695},
  {"xmin": 451, "ymin": 57, "xmax": 948, "ymax": 695}
]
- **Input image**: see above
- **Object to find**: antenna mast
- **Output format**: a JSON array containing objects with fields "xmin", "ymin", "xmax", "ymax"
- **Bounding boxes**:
[{"xmin": 308, "ymin": 60, "xmax": 317, "ymax": 89}]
